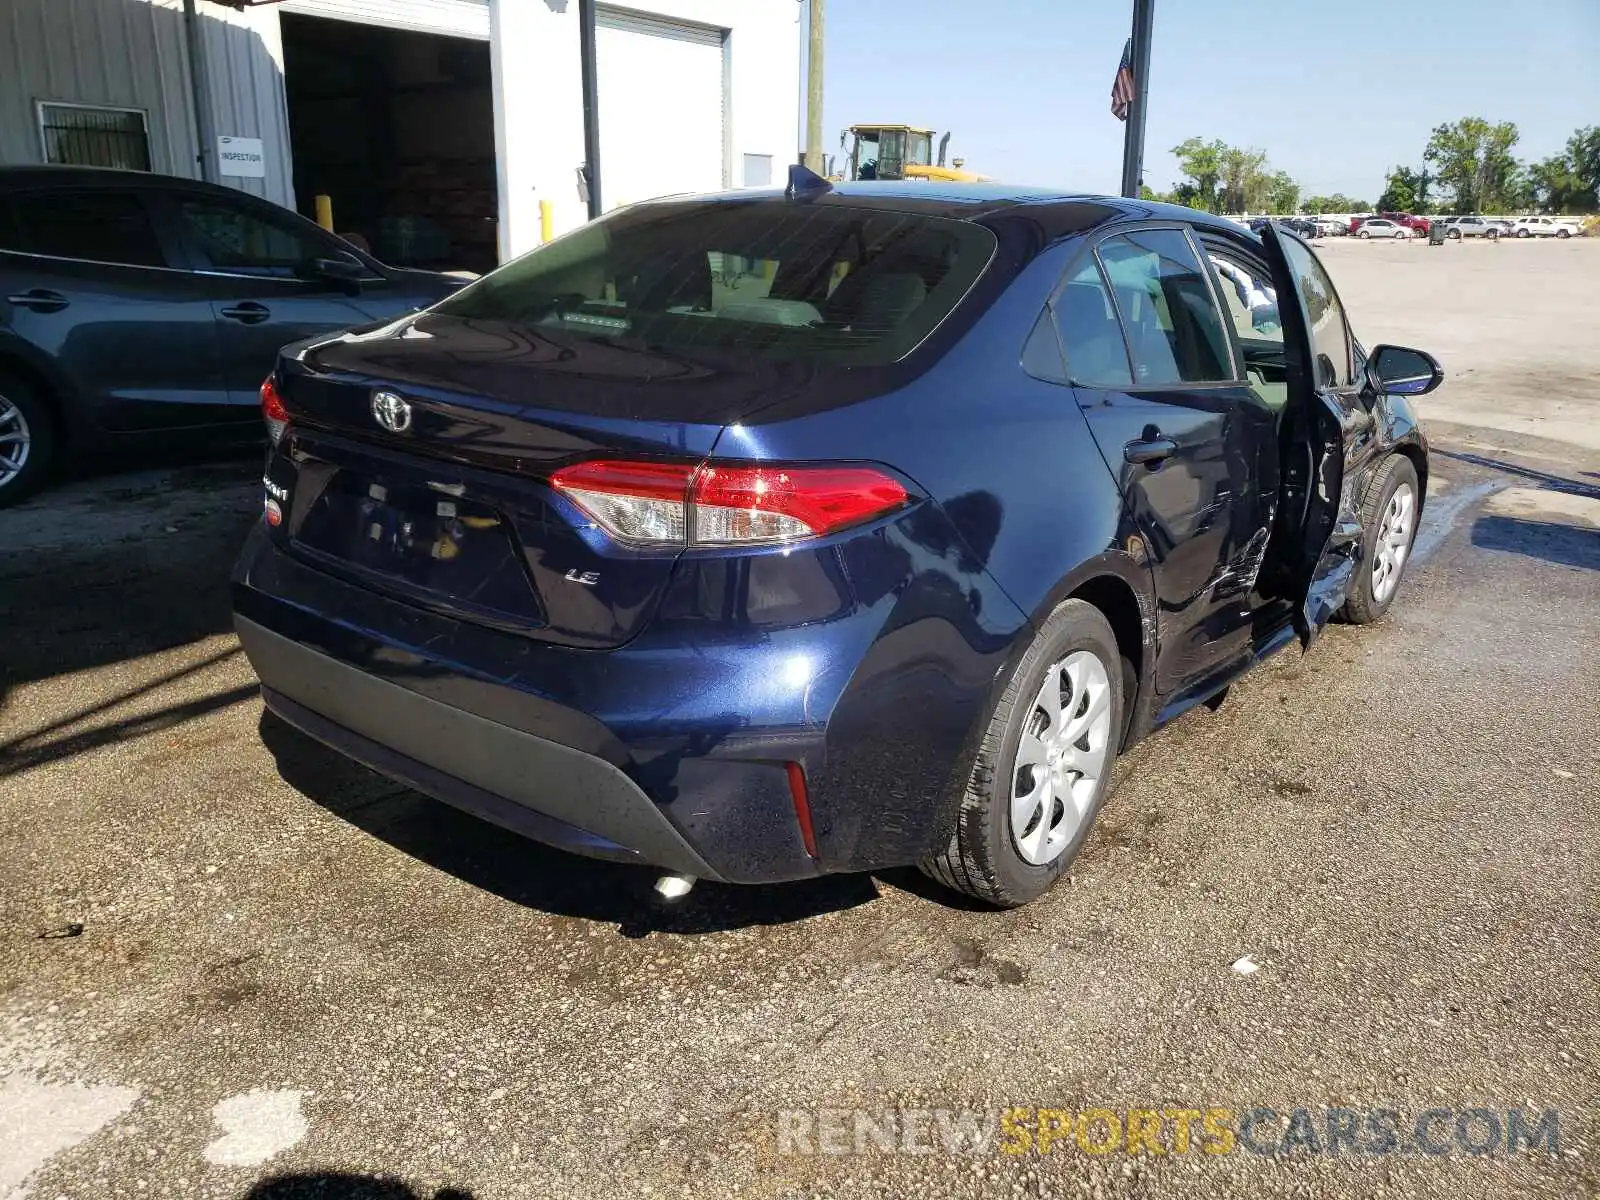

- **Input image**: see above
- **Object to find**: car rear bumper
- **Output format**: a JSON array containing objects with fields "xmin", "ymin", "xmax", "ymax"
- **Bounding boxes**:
[{"xmin": 239, "ymin": 617, "xmax": 724, "ymax": 880}]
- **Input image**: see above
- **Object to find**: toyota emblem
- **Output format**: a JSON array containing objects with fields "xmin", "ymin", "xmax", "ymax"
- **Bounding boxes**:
[{"xmin": 371, "ymin": 390, "xmax": 412, "ymax": 433}]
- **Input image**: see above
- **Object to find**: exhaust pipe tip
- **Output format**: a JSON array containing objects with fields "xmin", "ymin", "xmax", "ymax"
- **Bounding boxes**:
[{"xmin": 653, "ymin": 872, "xmax": 696, "ymax": 901}]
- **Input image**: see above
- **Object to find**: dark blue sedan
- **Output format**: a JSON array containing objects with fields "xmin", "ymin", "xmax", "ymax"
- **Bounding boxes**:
[{"xmin": 233, "ymin": 180, "xmax": 1437, "ymax": 907}]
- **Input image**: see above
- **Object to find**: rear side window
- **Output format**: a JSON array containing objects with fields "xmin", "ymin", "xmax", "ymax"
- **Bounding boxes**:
[
  {"xmin": 6, "ymin": 190, "xmax": 166, "ymax": 267},
  {"xmin": 1097, "ymin": 229, "xmax": 1235, "ymax": 385},
  {"xmin": 434, "ymin": 201, "xmax": 997, "ymax": 366},
  {"xmin": 1052, "ymin": 259, "xmax": 1132, "ymax": 388}
]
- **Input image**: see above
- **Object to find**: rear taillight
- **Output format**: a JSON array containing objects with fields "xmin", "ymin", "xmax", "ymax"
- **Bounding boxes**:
[
  {"xmin": 550, "ymin": 460, "xmax": 909, "ymax": 547},
  {"xmin": 260, "ymin": 374, "xmax": 288, "ymax": 446}
]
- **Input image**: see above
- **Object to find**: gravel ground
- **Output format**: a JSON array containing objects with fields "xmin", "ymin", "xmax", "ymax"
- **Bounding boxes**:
[{"xmin": 1, "ymin": 239, "xmax": 1597, "ymax": 1200}]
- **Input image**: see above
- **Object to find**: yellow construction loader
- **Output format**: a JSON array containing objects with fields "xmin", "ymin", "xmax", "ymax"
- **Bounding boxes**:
[{"xmin": 835, "ymin": 125, "xmax": 988, "ymax": 183}]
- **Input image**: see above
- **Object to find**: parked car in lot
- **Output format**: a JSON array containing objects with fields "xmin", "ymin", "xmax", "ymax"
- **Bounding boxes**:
[
  {"xmin": 0, "ymin": 166, "xmax": 467, "ymax": 506},
  {"xmin": 1355, "ymin": 218, "xmax": 1412, "ymax": 239},
  {"xmin": 1507, "ymin": 216, "xmax": 1572, "ymax": 238},
  {"xmin": 1312, "ymin": 216, "xmax": 1348, "ymax": 237},
  {"xmin": 235, "ymin": 180, "xmax": 1437, "ymax": 907},
  {"xmin": 1446, "ymin": 216, "xmax": 1502, "ymax": 239}
]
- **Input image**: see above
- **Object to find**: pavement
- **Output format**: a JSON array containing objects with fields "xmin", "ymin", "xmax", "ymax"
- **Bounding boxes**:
[{"xmin": 1, "ymin": 238, "xmax": 1597, "ymax": 1200}]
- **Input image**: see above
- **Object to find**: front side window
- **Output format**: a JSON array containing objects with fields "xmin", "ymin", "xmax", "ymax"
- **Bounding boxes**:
[
  {"xmin": 435, "ymin": 202, "xmax": 997, "ymax": 367},
  {"xmin": 177, "ymin": 198, "xmax": 344, "ymax": 276},
  {"xmin": 1277, "ymin": 235, "xmax": 1353, "ymax": 388},
  {"xmin": 5, "ymin": 190, "xmax": 165, "ymax": 267},
  {"xmin": 1097, "ymin": 229, "xmax": 1235, "ymax": 385}
]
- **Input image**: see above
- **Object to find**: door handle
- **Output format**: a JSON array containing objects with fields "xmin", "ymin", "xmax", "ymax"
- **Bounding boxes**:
[
  {"xmin": 1124, "ymin": 436, "xmax": 1178, "ymax": 465},
  {"xmin": 6, "ymin": 289, "xmax": 69, "ymax": 314},
  {"xmin": 220, "ymin": 302, "xmax": 271, "ymax": 324}
]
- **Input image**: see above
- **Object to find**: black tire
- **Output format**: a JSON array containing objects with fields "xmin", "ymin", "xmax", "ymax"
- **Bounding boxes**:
[
  {"xmin": 1517, "ymin": 228, "xmax": 1531, "ymax": 238},
  {"xmin": 1341, "ymin": 455, "xmax": 1420, "ymax": 625},
  {"xmin": 0, "ymin": 369, "xmax": 56, "ymax": 509},
  {"xmin": 1557, "ymin": 228, "xmax": 1571, "ymax": 239},
  {"xmin": 920, "ymin": 599, "xmax": 1125, "ymax": 907},
  {"xmin": 1448, "ymin": 229, "xmax": 1462, "ymax": 240},
  {"xmin": 1358, "ymin": 229, "xmax": 1371, "ymax": 239}
]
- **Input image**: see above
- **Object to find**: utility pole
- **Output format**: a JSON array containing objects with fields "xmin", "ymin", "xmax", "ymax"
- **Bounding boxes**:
[
  {"xmin": 804, "ymin": 0, "xmax": 825, "ymax": 172},
  {"xmin": 181, "ymin": 0, "xmax": 217, "ymax": 183},
  {"xmin": 1118, "ymin": 0, "xmax": 1154, "ymax": 199},
  {"xmin": 578, "ymin": 0, "xmax": 602, "ymax": 218}
]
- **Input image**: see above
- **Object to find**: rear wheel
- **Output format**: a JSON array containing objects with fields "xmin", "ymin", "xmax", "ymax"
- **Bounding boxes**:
[
  {"xmin": 1518, "ymin": 228, "xmax": 1531, "ymax": 238},
  {"xmin": 1557, "ymin": 228, "xmax": 1571, "ymax": 239},
  {"xmin": 0, "ymin": 371, "xmax": 55, "ymax": 509},
  {"xmin": 1341, "ymin": 455, "xmax": 1420, "ymax": 624},
  {"xmin": 1448, "ymin": 228, "xmax": 1462, "ymax": 240},
  {"xmin": 920, "ymin": 599, "xmax": 1124, "ymax": 907},
  {"xmin": 1358, "ymin": 229, "xmax": 1371, "ymax": 239}
]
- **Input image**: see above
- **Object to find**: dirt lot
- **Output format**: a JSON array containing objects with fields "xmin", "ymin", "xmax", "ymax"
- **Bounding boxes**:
[{"xmin": 1, "ymin": 239, "xmax": 1597, "ymax": 1200}]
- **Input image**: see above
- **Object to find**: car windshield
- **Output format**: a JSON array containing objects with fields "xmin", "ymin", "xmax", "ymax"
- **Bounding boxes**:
[{"xmin": 435, "ymin": 200, "xmax": 996, "ymax": 366}]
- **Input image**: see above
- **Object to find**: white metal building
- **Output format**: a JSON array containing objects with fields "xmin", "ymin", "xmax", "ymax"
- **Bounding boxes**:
[{"xmin": 0, "ymin": 0, "xmax": 800, "ymax": 268}]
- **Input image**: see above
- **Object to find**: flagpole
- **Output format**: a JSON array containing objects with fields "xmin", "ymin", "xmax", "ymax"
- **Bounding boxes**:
[{"xmin": 1119, "ymin": 0, "xmax": 1155, "ymax": 198}]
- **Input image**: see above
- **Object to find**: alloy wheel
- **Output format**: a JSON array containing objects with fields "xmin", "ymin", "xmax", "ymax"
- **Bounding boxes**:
[
  {"xmin": 1010, "ymin": 650, "xmax": 1114, "ymax": 866},
  {"xmin": 1371, "ymin": 482, "xmax": 1416, "ymax": 604},
  {"xmin": 0, "ymin": 393, "xmax": 31, "ymax": 489}
]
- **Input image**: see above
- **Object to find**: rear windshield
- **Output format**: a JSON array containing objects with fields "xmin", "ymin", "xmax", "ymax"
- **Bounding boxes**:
[{"xmin": 433, "ymin": 200, "xmax": 996, "ymax": 366}]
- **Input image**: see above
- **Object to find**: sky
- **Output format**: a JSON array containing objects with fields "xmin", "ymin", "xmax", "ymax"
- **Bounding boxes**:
[{"xmin": 813, "ymin": 0, "xmax": 1600, "ymax": 202}]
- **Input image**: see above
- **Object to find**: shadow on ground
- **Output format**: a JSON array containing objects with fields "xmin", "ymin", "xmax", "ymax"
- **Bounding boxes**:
[
  {"xmin": 259, "ymin": 711, "xmax": 885, "ymax": 936},
  {"xmin": 244, "ymin": 1173, "xmax": 473, "ymax": 1199},
  {"xmin": 1471, "ymin": 514, "xmax": 1600, "ymax": 570},
  {"xmin": 0, "ymin": 455, "xmax": 259, "ymax": 707}
]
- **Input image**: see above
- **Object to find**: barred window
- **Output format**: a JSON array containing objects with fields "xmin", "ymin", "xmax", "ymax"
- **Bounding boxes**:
[{"xmin": 38, "ymin": 103, "xmax": 152, "ymax": 172}]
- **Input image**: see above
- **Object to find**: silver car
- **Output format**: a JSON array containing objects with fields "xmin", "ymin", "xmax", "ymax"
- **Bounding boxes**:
[
  {"xmin": 1356, "ymin": 218, "xmax": 1411, "ymax": 239},
  {"xmin": 1447, "ymin": 217, "xmax": 1502, "ymax": 240}
]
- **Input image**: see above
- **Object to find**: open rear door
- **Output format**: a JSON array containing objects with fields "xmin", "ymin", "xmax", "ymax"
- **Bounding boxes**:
[{"xmin": 1256, "ymin": 224, "xmax": 1366, "ymax": 647}]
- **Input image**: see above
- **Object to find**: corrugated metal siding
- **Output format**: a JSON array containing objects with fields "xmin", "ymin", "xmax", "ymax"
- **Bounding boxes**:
[
  {"xmin": 0, "ymin": 0, "xmax": 294, "ymax": 207},
  {"xmin": 192, "ymin": 1, "xmax": 295, "ymax": 205},
  {"xmin": 278, "ymin": 0, "xmax": 491, "ymax": 39},
  {"xmin": 0, "ymin": 0, "xmax": 192, "ymax": 175}
]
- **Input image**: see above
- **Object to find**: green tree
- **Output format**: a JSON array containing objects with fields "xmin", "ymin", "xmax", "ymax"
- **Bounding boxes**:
[
  {"xmin": 1423, "ymin": 117, "xmax": 1522, "ymax": 212},
  {"xmin": 1265, "ymin": 170, "xmax": 1301, "ymax": 214},
  {"xmin": 1528, "ymin": 127, "xmax": 1600, "ymax": 213},
  {"xmin": 1377, "ymin": 166, "xmax": 1423, "ymax": 213},
  {"xmin": 1170, "ymin": 137, "xmax": 1227, "ymax": 211},
  {"xmin": 1303, "ymin": 193, "xmax": 1371, "ymax": 215},
  {"xmin": 1569, "ymin": 126, "xmax": 1600, "ymax": 206},
  {"xmin": 1218, "ymin": 145, "xmax": 1271, "ymax": 212}
]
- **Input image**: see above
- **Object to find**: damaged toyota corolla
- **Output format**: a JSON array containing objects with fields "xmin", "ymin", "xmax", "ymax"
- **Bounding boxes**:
[{"xmin": 233, "ymin": 176, "xmax": 1437, "ymax": 907}]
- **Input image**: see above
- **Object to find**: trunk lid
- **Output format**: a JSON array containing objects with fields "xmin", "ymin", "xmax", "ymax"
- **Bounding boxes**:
[{"xmin": 269, "ymin": 313, "xmax": 788, "ymax": 650}]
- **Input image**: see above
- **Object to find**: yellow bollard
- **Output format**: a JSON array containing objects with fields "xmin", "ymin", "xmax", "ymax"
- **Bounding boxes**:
[
  {"xmin": 314, "ymin": 194, "xmax": 334, "ymax": 232},
  {"xmin": 540, "ymin": 199, "xmax": 554, "ymax": 244}
]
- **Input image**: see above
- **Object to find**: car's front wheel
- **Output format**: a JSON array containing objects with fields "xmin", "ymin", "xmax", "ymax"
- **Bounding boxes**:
[
  {"xmin": 1341, "ymin": 455, "xmax": 1420, "ymax": 624},
  {"xmin": 0, "ymin": 370, "xmax": 54, "ymax": 509},
  {"xmin": 921, "ymin": 599, "xmax": 1124, "ymax": 907}
]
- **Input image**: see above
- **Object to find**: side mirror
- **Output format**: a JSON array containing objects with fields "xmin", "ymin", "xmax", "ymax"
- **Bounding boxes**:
[
  {"xmin": 301, "ymin": 255, "xmax": 367, "ymax": 294},
  {"xmin": 1364, "ymin": 344, "xmax": 1443, "ymax": 396}
]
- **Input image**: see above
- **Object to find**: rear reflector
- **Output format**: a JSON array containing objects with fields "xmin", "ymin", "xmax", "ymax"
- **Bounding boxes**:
[
  {"xmin": 551, "ymin": 460, "xmax": 907, "ymax": 547},
  {"xmin": 260, "ymin": 374, "xmax": 288, "ymax": 446},
  {"xmin": 785, "ymin": 762, "xmax": 818, "ymax": 858}
]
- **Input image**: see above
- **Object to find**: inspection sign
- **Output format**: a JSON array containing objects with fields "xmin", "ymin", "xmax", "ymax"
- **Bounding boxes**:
[{"xmin": 216, "ymin": 135, "xmax": 266, "ymax": 179}]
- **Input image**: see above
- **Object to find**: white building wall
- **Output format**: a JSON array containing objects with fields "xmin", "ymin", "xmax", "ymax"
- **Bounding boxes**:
[
  {"xmin": 3, "ymin": 0, "xmax": 799, "ymax": 261},
  {"xmin": 489, "ymin": 0, "xmax": 799, "ymax": 259}
]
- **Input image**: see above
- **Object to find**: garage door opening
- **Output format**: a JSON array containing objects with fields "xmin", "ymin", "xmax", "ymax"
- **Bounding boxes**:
[{"xmin": 281, "ymin": 14, "xmax": 497, "ymax": 274}]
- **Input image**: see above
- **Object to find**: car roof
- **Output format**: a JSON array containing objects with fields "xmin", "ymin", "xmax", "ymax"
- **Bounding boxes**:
[
  {"xmin": 673, "ymin": 180, "xmax": 1254, "ymax": 235},
  {"xmin": 0, "ymin": 165, "xmax": 260, "ymax": 203}
]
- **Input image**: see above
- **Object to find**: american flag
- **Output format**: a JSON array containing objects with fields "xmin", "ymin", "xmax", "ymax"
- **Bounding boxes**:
[{"xmin": 1111, "ymin": 38, "xmax": 1136, "ymax": 121}]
